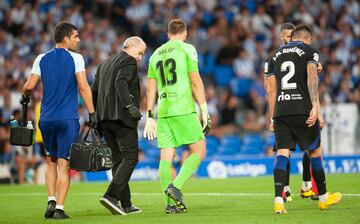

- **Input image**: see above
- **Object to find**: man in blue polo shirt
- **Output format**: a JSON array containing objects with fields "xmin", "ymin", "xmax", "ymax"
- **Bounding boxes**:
[{"xmin": 21, "ymin": 22, "xmax": 97, "ymax": 219}]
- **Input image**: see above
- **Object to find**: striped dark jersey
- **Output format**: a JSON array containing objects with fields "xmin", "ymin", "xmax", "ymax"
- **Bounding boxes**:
[{"xmin": 264, "ymin": 41, "xmax": 319, "ymax": 118}]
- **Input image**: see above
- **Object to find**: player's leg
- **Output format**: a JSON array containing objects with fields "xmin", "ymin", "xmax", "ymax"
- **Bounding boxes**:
[
  {"xmin": 295, "ymin": 116, "xmax": 341, "ymax": 210},
  {"xmin": 171, "ymin": 113, "xmax": 205, "ymax": 190},
  {"xmin": 157, "ymin": 117, "xmax": 179, "ymax": 213},
  {"xmin": 54, "ymin": 158, "xmax": 70, "ymax": 218},
  {"xmin": 274, "ymin": 149, "xmax": 290, "ymax": 214},
  {"xmin": 160, "ymin": 147, "xmax": 178, "ymax": 212},
  {"xmin": 283, "ymin": 154, "xmax": 292, "ymax": 202},
  {"xmin": 273, "ymin": 117, "xmax": 295, "ymax": 214},
  {"xmin": 166, "ymin": 140, "xmax": 204, "ymax": 212},
  {"xmin": 308, "ymin": 147, "xmax": 341, "ymax": 210},
  {"xmin": 165, "ymin": 113, "xmax": 205, "ymax": 212},
  {"xmin": 300, "ymin": 151, "xmax": 315, "ymax": 198},
  {"xmin": 39, "ymin": 121, "xmax": 58, "ymax": 218},
  {"xmin": 53, "ymin": 119, "xmax": 79, "ymax": 219}
]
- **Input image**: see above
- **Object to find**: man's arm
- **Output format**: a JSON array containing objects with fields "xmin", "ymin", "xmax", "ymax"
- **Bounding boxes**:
[
  {"xmin": 115, "ymin": 64, "xmax": 136, "ymax": 108},
  {"xmin": 146, "ymin": 78, "xmax": 157, "ymax": 113},
  {"xmin": 267, "ymin": 75, "xmax": 277, "ymax": 131},
  {"xmin": 115, "ymin": 63, "xmax": 141, "ymax": 120},
  {"xmin": 91, "ymin": 64, "xmax": 101, "ymax": 110},
  {"xmin": 76, "ymin": 71, "xmax": 95, "ymax": 113},
  {"xmin": 306, "ymin": 63, "xmax": 319, "ymax": 127},
  {"xmin": 189, "ymin": 71, "xmax": 211, "ymax": 134},
  {"xmin": 189, "ymin": 71, "xmax": 206, "ymax": 106},
  {"xmin": 144, "ymin": 78, "xmax": 158, "ymax": 140},
  {"xmin": 22, "ymin": 74, "xmax": 40, "ymax": 98}
]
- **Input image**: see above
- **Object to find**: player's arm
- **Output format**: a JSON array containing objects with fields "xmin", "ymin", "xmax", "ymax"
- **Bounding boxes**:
[
  {"xmin": 316, "ymin": 62, "xmax": 325, "ymax": 128},
  {"xmin": 74, "ymin": 53, "xmax": 95, "ymax": 114},
  {"xmin": 22, "ymin": 74, "xmax": 40, "ymax": 99},
  {"xmin": 189, "ymin": 71, "xmax": 206, "ymax": 106},
  {"xmin": 146, "ymin": 78, "xmax": 157, "ymax": 116},
  {"xmin": 144, "ymin": 62, "xmax": 158, "ymax": 140},
  {"xmin": 73, "ymin": 53, "xmax": 97, "ymax": 128},
  {"xmin": 186, "ymin": 44, "xmax": 211, "ymax": 134},
  {"xmin": 267, "ymin": 75, "xmax": 277, "ymax": 132},
  {"xmin": 189, "ymin": 71, "xmax": 211, "ymax": 134},
  {"xmin": 76, "ymin": 71, "xmax": 95, "ymax": 114},
  {"xmin": 306, "ymin": 63, "xmax": 319, "ymax": 127},
  {"xmin": 21, "ymin": 54, "xmax": 43, "ymax": 104}
]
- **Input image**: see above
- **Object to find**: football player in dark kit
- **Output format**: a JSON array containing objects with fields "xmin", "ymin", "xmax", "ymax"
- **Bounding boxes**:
[
  {"xmin": 265, "ymin": 25, "xmax": 342, "ymax": 214},
  {"xmin": 265, "ymin": 23, "xmax": 323, "ymax": 202}
]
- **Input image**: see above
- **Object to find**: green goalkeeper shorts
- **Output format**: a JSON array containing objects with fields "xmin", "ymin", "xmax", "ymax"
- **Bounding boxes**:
[{"xmin": 157, "ymin": 113, "xmax": 204, "ymax": 148}]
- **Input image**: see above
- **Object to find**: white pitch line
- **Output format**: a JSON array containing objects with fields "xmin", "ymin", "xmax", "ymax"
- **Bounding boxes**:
[{"xmin": 1, "ymin": 192, "xmax": 360, "ymax": 197}]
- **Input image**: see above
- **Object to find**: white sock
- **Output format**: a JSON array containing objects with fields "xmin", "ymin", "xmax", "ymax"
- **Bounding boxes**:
[
  {"xmin": 274, "ymin": 197, "xmax": 284, "ymax": 204},
  {"xmin": 302, "ymin": 181, "xmax": 312, "ymax": 191},
  {"xmin": 48, "ymin": 196, "xmax": 56, "ymax": 202},
  {"xmin": 284, "ymin": 186, "xmax": 291, "ymax": 193},
  {"xmin": 319, "ymin": 193, "xmax": 328, "ymax": 203},
  {"xmin": 56, "ymin": 205, "xmax": 64, "ymax": 210}
]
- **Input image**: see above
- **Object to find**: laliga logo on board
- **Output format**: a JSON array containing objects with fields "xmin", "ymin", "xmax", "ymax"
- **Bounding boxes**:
[
  {"xmin": 207, "ymin": 161, "xmax": 228, "ymax": 179},
  {"xmin": 278, "ymin": 92, "xmax": 291, "ymax": 101}
]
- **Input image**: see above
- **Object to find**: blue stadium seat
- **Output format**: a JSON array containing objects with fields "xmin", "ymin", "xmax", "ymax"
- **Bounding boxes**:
[
  {"xmin": 206, "ymin": 136, "xmax": 219, "ymax": 156},
  {"xmin": 219, "ymin": 135, "xmax": 241, "ymax": 155},
  {"xmin": 214, "ymin": 66, "xmax": 234, "ymax": 87},
  {"xmin": 200, "ymin": 53, "xmax": 216, "ymax": 76},
  {"xmin": 218, "ymin": 145, "xmax": 238, "ymax": 156},
  {"xmin": 144, "ymin": 148, "xmax": 160, "ymax": 159},
  {"xmin": 230, "ymin": 78, "xmax": 253, "ymax": 97},
  {"xmin": 142, "ymin": 140, "xmax": 160, "ymax": 159},
  {"xmin": 263, "ymin": 133, "xmax": 276, "ymax": 148},
  {"xmin": 241, "ymin": 133, "xmax": 263, "ymax": 154},
  {"xmin": 138, "ymin": 138, "xmax": 150, "ymax": 151}
]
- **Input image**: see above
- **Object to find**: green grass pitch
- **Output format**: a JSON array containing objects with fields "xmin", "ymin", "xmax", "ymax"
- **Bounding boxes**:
[{"xmin": 0, "ymin": 173, "xmax": 359, "ymax": 224}]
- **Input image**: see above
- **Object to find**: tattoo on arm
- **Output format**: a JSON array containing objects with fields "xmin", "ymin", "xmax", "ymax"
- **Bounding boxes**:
[{"xmin": 307, "ymin": 63, "xmax": 319, "ymax": 106}]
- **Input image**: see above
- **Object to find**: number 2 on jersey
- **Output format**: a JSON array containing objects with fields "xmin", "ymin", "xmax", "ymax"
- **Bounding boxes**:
[
  {"xmin": 156, "ymin": 58, "xmax": 177, "ymax": 87},
  {"xmin": 281, "ymin": 61, "xmax": 297, "ymax": 90}
]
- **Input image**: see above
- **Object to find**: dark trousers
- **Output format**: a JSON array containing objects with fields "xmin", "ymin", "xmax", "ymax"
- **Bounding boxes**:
[{"xmin": 99, "ymin": 120, "xmax": 138, "ymax": 208}]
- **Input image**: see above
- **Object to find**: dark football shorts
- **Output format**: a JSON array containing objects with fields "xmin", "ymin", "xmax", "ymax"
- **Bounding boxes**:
[{"xmin": 273, "ymin": 115, "xmax": 321, "ymax": 151}]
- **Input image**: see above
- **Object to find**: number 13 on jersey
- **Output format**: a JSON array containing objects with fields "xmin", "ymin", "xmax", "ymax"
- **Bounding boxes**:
[{"xmin": 156, "ymin": 58, "xmax": 177, "ymax": 87}]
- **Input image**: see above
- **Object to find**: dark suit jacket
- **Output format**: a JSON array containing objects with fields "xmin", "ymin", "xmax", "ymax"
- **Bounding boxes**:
[{"xmin": 92, "ymin": 51, "xmax": 140, "ymax": 129}]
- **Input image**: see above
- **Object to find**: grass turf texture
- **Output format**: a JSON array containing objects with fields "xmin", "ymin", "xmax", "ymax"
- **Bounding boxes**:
[{"xmin": 0, "ymin": 174, "xmax": 359, "ymax": 224}]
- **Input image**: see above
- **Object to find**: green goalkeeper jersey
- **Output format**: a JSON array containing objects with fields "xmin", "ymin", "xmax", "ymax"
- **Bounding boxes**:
[{"xmin": 148, "ymin": 40, "xmax": 199, "ymax": 118}]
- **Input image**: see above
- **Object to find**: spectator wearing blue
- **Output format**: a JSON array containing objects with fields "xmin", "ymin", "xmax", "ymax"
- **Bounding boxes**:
[{"xmin": 21, "ymin": 22, "xmax": 97, "ymax": 219}]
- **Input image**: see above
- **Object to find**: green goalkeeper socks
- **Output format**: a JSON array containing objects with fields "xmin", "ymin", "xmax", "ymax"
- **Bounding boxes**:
[
  {"xmin": 159, "ymin": 160, "xmax": 175, "ymax": 205},
  {"xmin": 173, "ymin": 153, "xmax": 201, "ymax": 190}
]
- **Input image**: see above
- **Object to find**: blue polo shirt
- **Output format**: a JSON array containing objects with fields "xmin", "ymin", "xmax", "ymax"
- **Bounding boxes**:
[{"xmin": 31, "ymin": 48, "xmax": 85, "ymax": 122}]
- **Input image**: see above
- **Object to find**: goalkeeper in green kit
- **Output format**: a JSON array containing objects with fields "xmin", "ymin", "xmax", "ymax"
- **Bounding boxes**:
[{"xmin": 144, "ymin": 18, "xmax": 211, "ymax": 214}]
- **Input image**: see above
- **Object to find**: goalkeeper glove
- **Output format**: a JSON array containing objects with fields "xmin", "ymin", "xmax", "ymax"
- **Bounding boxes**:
[
  {"xmin": 200, "ymin": 103, "xmax": 212, "ymax": 135},
  {"xmin": 144, "ymin": 110, "xmax": 157, "ymax": 140}
]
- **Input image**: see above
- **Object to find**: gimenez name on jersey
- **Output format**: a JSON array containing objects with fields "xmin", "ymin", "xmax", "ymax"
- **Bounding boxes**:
[
  {"xmin": 272, "ymin": 47, "xmax": 305, "ymax": 61},
  {"xmin": 278, "ymin": 91, "xmax": 303, "ymax": 101}
]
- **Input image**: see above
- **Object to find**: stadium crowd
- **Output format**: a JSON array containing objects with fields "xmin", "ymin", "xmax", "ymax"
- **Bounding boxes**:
[{"xmin": 0, "ymin": 0, "xmax": 359, "ymax": 184}]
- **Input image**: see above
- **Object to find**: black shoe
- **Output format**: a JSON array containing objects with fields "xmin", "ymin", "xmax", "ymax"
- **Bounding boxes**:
[
  {"xmin": 165, "ymin": 184, "xmax": 187, "ymax": 212},
  {"xmin": 100, "ymin": 195, "xmax": 126, "ymax": 215},
  {"xmin": 124, "ymin": 204, "xmax": 142, "ymax": 214},
  {"xmin": 311, "ymin": 194, "xmax": 319, "ymax": 200},
  {"xmin": 44, "ymin": 200, "xmax": 56, "ymax": 218},
  {"xmin": 53, "ymin": 209, "xmax": 70, "ymax": 219},
  {"xmin": 165, "ymin": 205, "xmax": 184, "ymax": 214}
]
